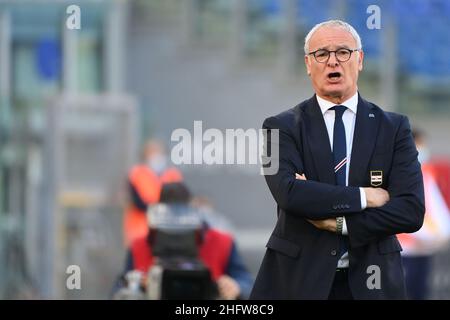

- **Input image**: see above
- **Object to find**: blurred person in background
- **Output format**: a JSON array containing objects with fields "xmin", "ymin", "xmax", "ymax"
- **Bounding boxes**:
[
  {"xmin": 398, "ymin": 128, "xmax": 450, "ymax": 300},
  {"xmin": 123, "ymin": 139, "xmax": 183, "ymax": 246},
  {"xmin": 114, "ymin": 182, "xmax": 253, "ymax": 300}
]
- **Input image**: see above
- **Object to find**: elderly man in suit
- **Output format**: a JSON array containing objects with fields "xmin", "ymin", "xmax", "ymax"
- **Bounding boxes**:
[{"xmin": 250, "ymin": 20, "xmax": 424, "ymax": 300}]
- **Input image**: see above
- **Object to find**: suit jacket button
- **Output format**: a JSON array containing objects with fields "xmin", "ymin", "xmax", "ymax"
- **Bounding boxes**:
[{"xmin": 331, "ymin": 250, "xmax": 337, "ymax": 256}]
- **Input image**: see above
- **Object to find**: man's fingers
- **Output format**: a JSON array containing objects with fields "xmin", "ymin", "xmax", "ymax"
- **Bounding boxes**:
[
  {"xmin": 306, "ymin": 218, "xmax": 335, "ymax": 232},
  {"xmin": 364, "ymin": 187, "xmax": 390, "ymax": 208},
  {"xmin": 295, "ymin": 173, "xmax": 307, "ymax": 180}
]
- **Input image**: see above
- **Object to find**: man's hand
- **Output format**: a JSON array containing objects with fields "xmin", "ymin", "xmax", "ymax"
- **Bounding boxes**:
[
  {"xmin": 295, "ymin": 173, "xmax": 337, "ymax": 233},
  {"xmin": 307, "ymin": 218, "xmax": 337, "ymax": 232},
  {"xmin": 363, "ymin": 187, "xmax": 390, "ymax": 208},
  {"xmin": 217, "ymin": 275, "xmax": 241, "ymax": 300}
]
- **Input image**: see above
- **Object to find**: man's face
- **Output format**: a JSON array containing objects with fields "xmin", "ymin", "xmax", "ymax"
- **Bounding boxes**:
[{"xmin": 305, "ymin": 26, "xmax": 364, "ymax": 103}]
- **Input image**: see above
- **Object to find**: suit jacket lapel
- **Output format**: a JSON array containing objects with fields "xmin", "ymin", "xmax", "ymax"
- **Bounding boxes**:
[
  {"xmin": 304, "ymin": 95, "xmax": 336, "ymax": 184},
  {"xmin": 349, "ymin": 95, "xmax": 381, "ymax": 186}
]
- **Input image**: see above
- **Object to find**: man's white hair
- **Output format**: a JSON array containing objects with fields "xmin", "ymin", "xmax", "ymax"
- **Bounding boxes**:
[{"xmin": 304, "ymin": 20, "xmax": 362, "ymax": 54}]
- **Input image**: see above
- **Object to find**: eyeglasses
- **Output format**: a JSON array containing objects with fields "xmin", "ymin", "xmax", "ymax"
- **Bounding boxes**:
[{"xmin": 308, "ymin": 48, "xmax": 360, "ymax": 63}]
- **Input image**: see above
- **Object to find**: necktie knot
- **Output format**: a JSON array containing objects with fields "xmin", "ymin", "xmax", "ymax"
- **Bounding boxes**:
[{"xmin": 332, "ymin": 105, "xmax": 347, "ymax": 119}]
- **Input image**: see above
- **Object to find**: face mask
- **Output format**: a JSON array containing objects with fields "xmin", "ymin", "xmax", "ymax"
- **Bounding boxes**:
[
  {"xmin": 148, "ymin": 154, "xmax": 168, "ymax": 174},
  {"xmin": 417, "ymin": 147, "xmax": 430, "ymax": 164}
]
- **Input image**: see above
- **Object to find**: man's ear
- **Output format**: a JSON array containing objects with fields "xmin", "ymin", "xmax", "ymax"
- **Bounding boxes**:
[
  {"xmin": 358, "ymin": 50, "xmax": 364, "ymax": 71},
  {"xmin": 305, "ymin": 55, "xmax": 311, "ymax": 76}
]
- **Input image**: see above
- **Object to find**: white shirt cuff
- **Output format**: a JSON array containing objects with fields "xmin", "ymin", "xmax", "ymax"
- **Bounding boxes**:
[
  {"xmin": 342, "ymin": 217, "xmax": 348, "ymax": 235},
  {"xmin": 359, "ymin": 187, "xmax": 367, "ymax": 210}
]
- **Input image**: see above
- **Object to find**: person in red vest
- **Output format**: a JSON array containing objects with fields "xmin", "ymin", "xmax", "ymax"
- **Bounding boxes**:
[
  {"xmin": 114, "ymin": 182, "xmax": 253, "ymax": 300},
  {"xmin": 123, "ymin": 139, "xmax": 183, "ymax": 246}
]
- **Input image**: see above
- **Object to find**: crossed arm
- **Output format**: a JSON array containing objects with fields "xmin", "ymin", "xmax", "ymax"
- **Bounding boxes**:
[
  {"xmin": 295, "ymin": 173, "xmax": 389, "ymax": 234},
  {"xmin": 263, "ymin": 115, "xmax": 424, "ymax": 247}
]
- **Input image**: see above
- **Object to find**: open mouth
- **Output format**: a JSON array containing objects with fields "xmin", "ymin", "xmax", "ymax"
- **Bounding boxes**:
[{"xmin": 327, "ymin": 72, "xmax": 341, "ymax": 81}]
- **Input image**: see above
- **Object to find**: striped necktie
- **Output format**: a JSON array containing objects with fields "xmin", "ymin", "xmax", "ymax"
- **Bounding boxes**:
[
  {"xmin": 332, "ymin": 105, "xmax": 348, "ymax": 257},
  {"xmin": 332, "ymin": 105, "xmax": 347, "ymax": 186}
]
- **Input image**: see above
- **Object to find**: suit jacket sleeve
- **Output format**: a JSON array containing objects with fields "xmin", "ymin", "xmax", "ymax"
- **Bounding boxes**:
[
  {"xmin": 263, "ymin": 115, "xmax": 362, "ymax": 220},
  {"xmin": 346, "ymin": 116, "xmax": 425, "ymax": 247}
]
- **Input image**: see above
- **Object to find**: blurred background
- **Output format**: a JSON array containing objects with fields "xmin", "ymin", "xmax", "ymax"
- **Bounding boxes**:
[{"xmin": 0, "ymin": 0, "xmax": 449, "ymax": 299}]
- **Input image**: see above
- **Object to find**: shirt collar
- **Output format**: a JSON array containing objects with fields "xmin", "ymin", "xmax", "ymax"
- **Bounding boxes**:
[{"xmin": 316, "ymin": 91, "xmax": 359, "ymax": 115}]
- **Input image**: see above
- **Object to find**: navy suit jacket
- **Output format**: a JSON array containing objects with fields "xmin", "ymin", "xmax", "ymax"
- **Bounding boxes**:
[{"xmin": 250, "ymin": 94, "xmax": 425, "ymax": 299}]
